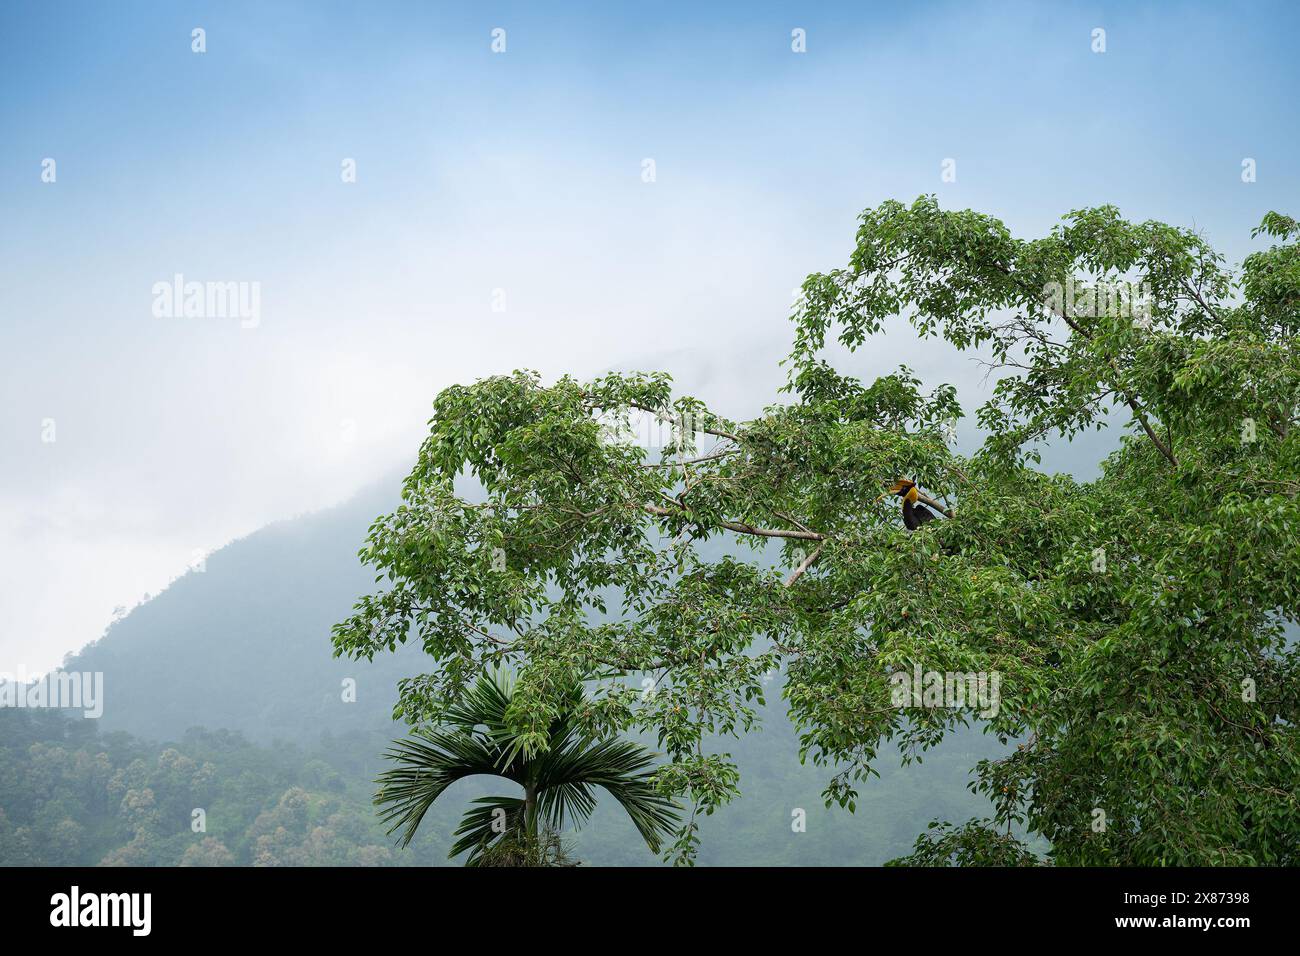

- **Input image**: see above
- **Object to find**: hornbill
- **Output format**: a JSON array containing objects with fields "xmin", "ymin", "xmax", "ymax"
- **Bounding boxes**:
[{"xmin": 876, "ymin": 478, "xmax": 941, "ymax": 531}]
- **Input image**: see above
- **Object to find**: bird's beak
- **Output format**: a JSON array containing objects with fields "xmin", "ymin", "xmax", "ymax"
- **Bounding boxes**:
[{"xmin": 876, "ymin": 479, "xmax": 911, "ymax": 503}]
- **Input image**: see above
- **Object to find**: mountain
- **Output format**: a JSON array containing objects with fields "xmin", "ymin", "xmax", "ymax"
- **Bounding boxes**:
[
  {"xmin": 68, "ymin": 480, "xmax": 418, "ymax": 750},
  {"xmin": 50, "ymin": 476, "xmax": 1006, "ymax": 865}
]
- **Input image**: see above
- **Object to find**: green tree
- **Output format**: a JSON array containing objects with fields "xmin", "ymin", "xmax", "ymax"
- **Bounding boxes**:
[
  {"xmin": 373, "ymin": 671, "xmax": 680, "ymax": 865},
  {"xmin": 334, "ymin": 198, "xmax": 1300, "ymax": 865},
  {"xmin": 180, "ymin": 836, "xmax": 236, "ymax": 867}
]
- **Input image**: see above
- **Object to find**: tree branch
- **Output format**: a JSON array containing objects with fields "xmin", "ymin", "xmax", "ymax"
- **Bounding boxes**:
[
  {"xmin": 784, "ymin": 542, "xmax": 825, "ymax": 587},
  {"xmin": 914, "ymin": 492, "xmax": 954, "ymax": 519},
  {"xmin": 1056, "ymin": 303, "xmax": 1178, "ymax": 467},
  {"xmin": 642, "ymin": 503, "xmax": 825, "ymax": 541},
  {"xmin": 639, "ymin": 449, "xmax": 736, "ymax": 469}
]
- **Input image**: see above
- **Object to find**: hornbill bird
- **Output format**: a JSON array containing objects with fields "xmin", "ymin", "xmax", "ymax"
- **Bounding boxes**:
[{"xmin": 876, "ymin": 478, "xmax": 939, "ymax": 530}]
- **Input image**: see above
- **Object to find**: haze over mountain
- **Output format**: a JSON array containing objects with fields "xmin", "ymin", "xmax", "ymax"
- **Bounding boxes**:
[{"xmin": 67, "ymin": 479, "xmax": 413, "ymax": 748}]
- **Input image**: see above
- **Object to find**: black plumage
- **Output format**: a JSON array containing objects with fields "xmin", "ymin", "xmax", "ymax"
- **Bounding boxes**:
[{"xmin": 902, "ymin": 498, "xmax": 936, "ymax": 530}]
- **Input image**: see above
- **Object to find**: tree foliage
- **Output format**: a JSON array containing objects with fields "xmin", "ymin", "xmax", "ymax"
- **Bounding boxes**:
[
  {"xmin": 0, "ymin": 710, "xmax": 405, "ymax": 867},
  {"xmin": 335, "ymin": 197, "xmax": 1300, "ymax": 864}
]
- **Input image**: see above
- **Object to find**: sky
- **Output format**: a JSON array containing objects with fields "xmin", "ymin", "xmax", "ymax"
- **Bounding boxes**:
[{"xmin": 1, "ymin": 0, "xmax": 1297, "ymax": 673}]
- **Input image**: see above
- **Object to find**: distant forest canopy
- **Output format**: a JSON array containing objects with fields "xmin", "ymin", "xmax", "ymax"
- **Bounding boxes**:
[
  {"xmin": 0, "ymin": 709, "xmax": 418, "ymax": 867},
  {"xmin": 0, "ymin": 702, "xmax": 1001, "ymax": 867}
]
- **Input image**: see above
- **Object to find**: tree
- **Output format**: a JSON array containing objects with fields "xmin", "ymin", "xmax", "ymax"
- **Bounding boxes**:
[
  {"xmin": 373, "ymin": 670, "xmax": 679, "ymax": 865},
  {"xmin": 334, "ymin": 197, "xmax": 1300, "ymax": 865},
  {"xmin": 180, "ymin": 837, "xmax": 236, "ymax": 867}
]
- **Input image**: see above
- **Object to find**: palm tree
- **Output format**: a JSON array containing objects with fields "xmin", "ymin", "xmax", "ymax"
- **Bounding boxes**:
[{"xmin": 375, "ymin": 670, "xmax": 680, "ymax": 865}]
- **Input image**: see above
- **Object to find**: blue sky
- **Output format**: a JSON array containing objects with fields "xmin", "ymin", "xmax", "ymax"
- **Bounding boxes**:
[{"xmin": 1, "ymin": 0, "xmax": 1297, "ymax": 671}]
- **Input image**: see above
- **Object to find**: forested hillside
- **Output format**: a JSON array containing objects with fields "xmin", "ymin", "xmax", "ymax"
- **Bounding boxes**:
[
  {"xmin": 0, "ymin": 709, "xmax": 444, "ymax": 866},
  {"xmin": 4, "ymin": 479, "xmax": 1005, "ymax": 865},
  {"xmin": 0, "ymin": 702, "xmax": 1001, "ymax": 866}
]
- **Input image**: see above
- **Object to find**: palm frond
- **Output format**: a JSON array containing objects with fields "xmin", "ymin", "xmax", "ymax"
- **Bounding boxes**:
[
  {"xmin": 376, "ymin": 669, "xmax": 681, "ymax": 860},
  {"xmin": 537, "ymin": 737, "xmax": 681, "ymax": 852},
  {"xmin": 451, "ymin": 795, "xmax": 525, "ymax": 862},
  {"xmin": 375, "ymin": 727, "xmax": 501, "ymax": 847}
]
